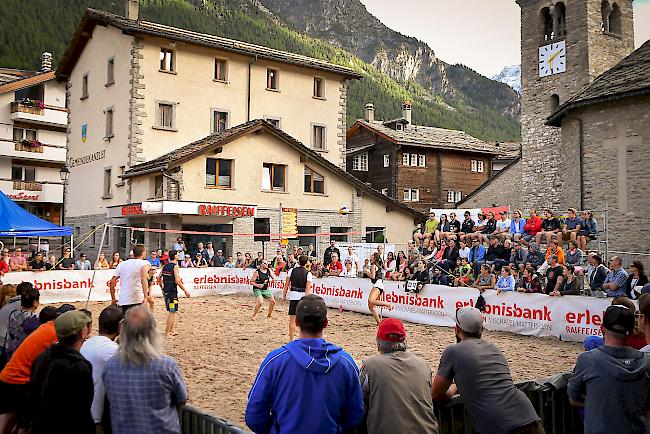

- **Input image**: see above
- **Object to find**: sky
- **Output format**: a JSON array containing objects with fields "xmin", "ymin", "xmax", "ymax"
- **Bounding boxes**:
[{"xmin": 359, "ymin": 0, "xmax": 650, "ymax": 77}]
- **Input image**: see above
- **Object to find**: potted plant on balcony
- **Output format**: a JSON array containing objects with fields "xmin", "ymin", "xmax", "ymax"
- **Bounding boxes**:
[
  {"xmin": 17, "ymin": 138, "xmax": 44, "ymax": 153},
  {"xmin": 17, "ymin": 98, "xmax": 45, "ymax": 114}
]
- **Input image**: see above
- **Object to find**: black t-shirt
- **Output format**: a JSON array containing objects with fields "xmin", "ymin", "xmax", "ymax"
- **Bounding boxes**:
[
  {"xmin": 486, "ymin": 245, "xmax": 504, "ymax": 261},
  {"xmin": 546, "ymin": 265, "xmax": 564, "ymax": 294},
  {"xmin": 483, "ymin": 219, "xmax": 497, "ymax": 234},
  {"xmin": 60, "ymin": 257, "xmax": 75, "ymax": 269},
  {"xmin": 449, "ymin": 220, "xmax": 461, "ymax": 233},
  {"xmin": 461, "ymin": 219, "xmax": 475, "ymax": 233},
  {"xmin": 542, "ymin": 218, "xmax": 561, "ymax": 232},
  {"xmin": 30, "ymin": 259, "xmax": 46, "ymax": 270},
  {"xmin": 161, "ymin": 262, "xmax": 178, "ymax": 296}
]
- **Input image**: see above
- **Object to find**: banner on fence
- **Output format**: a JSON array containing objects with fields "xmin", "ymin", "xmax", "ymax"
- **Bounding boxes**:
[{"xmin": 3, "ymin": 268, "xmax": 611, "ymax": 343}]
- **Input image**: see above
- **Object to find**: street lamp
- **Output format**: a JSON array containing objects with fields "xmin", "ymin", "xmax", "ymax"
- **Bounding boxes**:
[{"xmin": 59, "ymin": 165, "xmax": 70, "ymax": 182}]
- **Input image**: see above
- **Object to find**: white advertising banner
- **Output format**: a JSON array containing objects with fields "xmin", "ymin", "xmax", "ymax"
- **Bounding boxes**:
[{"xmin": 2, "ymin": 268, "xmax": 613, "ymax": 343}]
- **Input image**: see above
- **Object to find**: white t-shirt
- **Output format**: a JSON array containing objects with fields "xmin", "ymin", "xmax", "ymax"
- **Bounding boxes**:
[
  {"xmin": 114, "ymin": 259, "xmax": 149, "ymax": 305},
  {"xmin": 458, "ymin": 247, "xmax": 471, "ymax": 259},
  {"xmin": 287, "ymin": 268, "xmax": 313, "ymax": 300},
  {"xmin": 343, "ymin": 254, "xmax": 360, "ymax": 271},
  {"xmin": 496, "ymin": 219, "xmax": 511, "ymax": 232},
  {"xmin": 80, "ymin": 335, "xmax": 119, "ymax": 423}
]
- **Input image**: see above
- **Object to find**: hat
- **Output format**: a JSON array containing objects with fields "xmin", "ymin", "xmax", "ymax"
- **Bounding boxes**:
[
  {"xmin": 603, "ymin": 305, "xmax": 635, "ymax": 336},
  {"xmin": 641, "ymin": 283, "xmax": 650, "ymax": 295},
  {"xmin": 54, "ymin": 310, "xmax": 90, "ymax": 339},
  {"xmin": 583, "ymin": 335, "xmax": 605, "ymax": 351},
  {"xmin": 499, "ymin": 210, "xmax": 507, "ymax": 215},
  {"xmin": 56, "ymin": 304, "xmax": 76, "ymax": 317},
  {"xmin": 455, "ymin": 307, "xmax": 483, "ymax": 334},
  {"xmin": 296, "ymin": 294, "xmax": 327, "ymax": 323},
  {"xmin": 377, "ymin": 318, "xmax": 406, "ymax": 342}
]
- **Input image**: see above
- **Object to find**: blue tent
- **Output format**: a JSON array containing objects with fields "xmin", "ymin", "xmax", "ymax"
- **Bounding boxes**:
[{"xmin": 0, "ymin": 191, "xmax": 72, "ymax": 237}]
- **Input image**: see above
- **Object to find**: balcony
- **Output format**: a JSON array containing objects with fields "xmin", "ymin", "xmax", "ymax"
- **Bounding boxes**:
[
  {"xmin": 0, "ymin": 180, "xmax": 63, "ymax": 203},
  {"xmin": 10, "ymin": 101, "xmax": 67, "ymax": 127},
  {"xmin": 0, "ymin": 139, "xmax": 66, "ymax": 163}
]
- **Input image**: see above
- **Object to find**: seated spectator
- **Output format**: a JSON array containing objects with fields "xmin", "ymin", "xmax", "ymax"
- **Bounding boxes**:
[
  {"xmin": 509, "ymin": 209, "xmax": 526, "ymax": 241},
  {"xmin": 147, "ymin": 251, "xmax": 161, "ymax": 268},
  {"xmin": 468, "ymin": 238, "xmax": 486, "ymax": 277},
  {"xmin": 432, "ymin": 307, "xmax": 542, "ymax": 433},
  {"xmin": 0, "ymin": 285, "xmax": 16, "ymax": 310},
  {"xmin": 521, "ymin": 208, "xmax": 543, "ymax": 244},
  {"xmin": 360, "ymin": 319, "xmax": 439, "ymax": 434},
  {"xmin": 109, "ymin": 252, "xmax": 123, "ymax": 269},
  {"xmin": 497, "ymin": 239, "xmax": 512, "ymax": 271},
  {"xmin": 159, "ymin": 249, "xmax": 170, "ymax": 265},
  {"xmin": 0, "ymin": 282, "xmax": 30, "ymax": 369},
  {"xmin": 341, "ymin": 259, "xmax": 356, "ymax": 278},
  {"xmin": 28, "ymin": 252, "xmax": 46, "ymax": 272},
  {"xmin": 565, "ymin": 241, "xmax": 583, "ymax": 270},
  {"xmin": 545, "ymin": 255, "xmax": 564, "ymax": 295},
  {"xmin": 224, "ymin": 256, "xmax": 235, "ymax": 268},
  {"xmin": 526, "ymin": 242, "xmax": 545, "ymax": 269},
  {"xmin": 562, "ymin": 208, "xmax": 582, "ymax": 247},
  {"xmin": 485, "ymin": 237, "xmax": 504, "ymax": 270},
  {"xmin": 495, "ymin": 266, "xmax": 515, "ymax": 294},
  {"xmin": 343, "ymin": 246, "xmax": 360, "ymax": 274},
  {"xmin": 104, "ymin": 306, "xmax": 188, "ymax": 433},
  {"xmin": 252, "ymin": 251, "xmax": 264, "ymax": 269},
  {"xmin": 430, "ymin": 267, "xmax": 448, "ymax": 286},
  {"xmin": 549, "ymin": 264, "xmax": 579, "ymax": 296},
  {"xmin": 0, "ymin": 251, "xmax": 10, "ymax": 276},
  {"xmin": 361, "ymin": 258, "xmax": 371, "ymax": 278},
  {"xmin": 246, "ymin": 295, "xmax": 363, "ymax": 433},
  {"xmin": 420, "ymin": 212, "xmax": 439, "ymax": 245},
  {"xmin": 457, "ymin": 240, "xmax": 470, "ymax": 260},
  {"xmin": 459, "ymin": 211, "xmax": 475, "ymax": 243},
  {"xmin": 58, "ymin": 248, "xmax": 75, "ymax": 270},
  {"xmin": 611, "ymin": 296, "xmax": 646, "ymax": 350},
  {"xmin": 406, "ymin": 241, "xmax": 421, "ymax": 269},
  {"xmin": 509, "ymin": 242, "xmax": 528, "ymax": 269},
  {"xmin": 495, "ymin": 211, "xmax": 511, "ymax": 242},
  {"xmin": 180, "ymin": 253, "xmax": 194, "ymax": 268},
  {"xmin": 454, "ymin": 257, "xmax": 473, "ymax": 287},
  {"xmin": 193, "ymin": 252, "xmax": 208, "ymax": 268},
  {"xmin": 568, "ymin": 305, "xmax": 650, "ymax": 434},
  {"xmin": 537, "ymin": 238, "xmax": 565, "ymax": 275},
  {"xmin": 384, "ymin": 252, "xmax": 396, "ymax": 280},
  {"xmin": 409, "ymin": 260, "xmax": 429, "ymax": 292},
  {"xmin": 626, "ymin": 261, "xmax": 648, "ymax": 299},
  {"xmin": 242, "ymin": 252, "xmax": 253, "ymax": 269},
  {"xmin": 94, "ymin": 252, "xmax": 110, "ymax": 270},
  {"xmin": 45, "ymin": 254, "xmax": 57, "ymax": 271},
  {"xmin": 470, "ymin": 212, "xmax": 488, "ymax": 242},
  {"xmin": 437, "ymin": 239, "xmax": 459, "ymax": 272},
  {"xmin": 29, "ymin": 311, "xmax": 94, "ymax": 434},
  {"xmin": 437, "ymin": 214, "xmax": 451, "ymax": 243},
  {"xmin": 518, "ymin": 266, "xmax": 542, "ymax": 293},
  {"xmin": 447, "ymin": 212, "xmax": 461, "ymax": 239},
  {"xmin": 479, "ymin": 212, "xmax": 497, "ymax": 244},
  {"xmin": 602, "ymin": 256, "xmax": 628, "ymax": 297},
  {"xmin": 390, "ymin": 251, "xmax": 408, "ymax": 281},
  {"xmin": 328, "ymin": 252, "xmax": 343, "ymax": 277},
  {"xmin": 6, "ymin": 285, "xmax": 40, "ymax": 357},
  {"xmin": 211, "ymin": 249, "xmax": 226, "ymax": 267},
  {"xmin": 587, "ymin": 254, "xmax": 608, "ymax": 294},
  {"xmin": 234, "ymin": 252, "xmax": 245, "ymax": 268},
  {"xmin": 422, "ymin": 239, "xmax": 437, "ymax": 261},
  {"xmin": 536, "ymin": 209, "xmax": 561, "ymax": 247},
  {"xmin": 474, "ymin": 264, "xmax": 495, "ymax": 292},
  {"xmin": 578, "ymin": 210, "xmax": 598, "ymax": 252},
  {"xmin": 638, "ymin": 294, "xmax": 650, "ymax": 353},
  {"xmin": 8, "ymin": 248, "xmax": 27, "ymax": 272},
  {"xmin": 75, "ymin": 253, "xmax": 92, "ymax": 270}
]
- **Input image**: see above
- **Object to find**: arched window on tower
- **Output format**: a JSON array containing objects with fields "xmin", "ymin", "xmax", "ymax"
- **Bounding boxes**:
[
  {"xmin": 601, "ymin": 0, "xmax": 612, "ymax": 32},
  {"xmin": 554, "ymin": 2, "xmax": 567, "ymax": 38},
  {"xmin": 541, "ymin": 7, "xmax": 553, "ymax": 41},
  {"xmin": 550, "ymin": 94, "xmax": 560, "ymax": 113},
  {"xmin": 609, "ymin": 3, "xmax": 622, "ymax": 34}
]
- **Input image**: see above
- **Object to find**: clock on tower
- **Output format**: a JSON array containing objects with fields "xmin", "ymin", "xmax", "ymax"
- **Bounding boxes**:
[{"xmin": 538, "ymin": 40, "xmax": 566, "ymax": 77}]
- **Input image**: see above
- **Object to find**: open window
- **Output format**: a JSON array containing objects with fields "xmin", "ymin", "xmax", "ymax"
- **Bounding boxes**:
[
  {"xmin": 262, "ymin": 163, "xmax": 286, "ymax": 192},
  {"xmin": 304, "ymin": 167, "xmax": 324, "ymax": 194}
]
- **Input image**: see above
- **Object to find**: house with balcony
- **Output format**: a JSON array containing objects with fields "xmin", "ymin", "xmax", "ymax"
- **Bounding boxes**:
[{"xmin": 0, "ymin": 53, "xmax": 67, "ymax": 227}]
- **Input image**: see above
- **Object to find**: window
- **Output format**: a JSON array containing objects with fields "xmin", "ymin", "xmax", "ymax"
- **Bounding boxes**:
[
  {"xmin": 11, "ymin": 165, "xmax": 36, "ymax": 182},
  {"xmin": 555, "ymin": 2, "xmax": 566, "ymax": 38},
  {"xmin": 471, "ymin": 159, "xmax": 485, "ymax": 173},
  {"xmin": 106, "ymin": 57, "xmax": 115, "ymax": 85},
  {"xmin": 212, "ymin": 110, "xmax": 228, "ymax": 133},
  {"xmin": 352, "ymin": 153, "xmax": 368, "ymax": 171},
  {"xmin": 160, "ymin": 48, "xmax": 175, "ymax": 72},
  {"xmin": 550, "ymin": 94, "xmax": 560, "ymax": 113},
  {"xmin": 609, "ymin": 3, "xmax": 622, "ymax": 34},
  {"xmin": 313, "ymin": 77, "xmax": 324, "ymax": 98},
  {"xmin": 103, "ymin": 168, "xmax": 112, "ymax": 198},
  {"xmin": 410, "ymin": 154, "xmax": 418, "ymax": 167},
  {"xmin": 381, "ymin": 188, "xmax": 388, "ymax": 195},
  {"xmin": 330, "ymin": 227, "xmax": 349, "ymax": 243},
  {"xmin": 402, "ymin": 153, "xmax": 409, "ymax": 165},
  {"xmin": 262, "ymin": 163, "xmax": 286, "ymax": 192},
  {"xmin": 214, "ymin": 58, "xmax": 228, "ymax": 81},
  {"xmin": 312, "ymin": 125, "xmax": 325, "ymax": 150},
  {"xmin": 206, "ymin": 158, "xmax": 232, "ymax": 188},
  {"xmin": 304, "ymin": 167, "xmax": 324, "ymax": 194},
  {"xmin": 447, "ymin": 190, "xmax": 462, "ymax": 203},
  {"xmin": 105, "ymin": 107, "xmax": 114, "ymax": 138},
  {"xmin": 383, "ymin": 154, "xmax": 390, "ymax": 167},
  {"xmin": 91, "ymin": 226, "xmax": 97, "ymax": 246},
  {"xmin": 366, "ymin": 227, "xmax": 385, "ymax": 243},
  {"xmin": 13, "ymin": 128, "xmax": 37, "ymax": 142},
  {"xmin": 417, "ymin": 154, "xmax": 426, "ymax": 167},
  {"xmin": 266, "ymin": 68, "xmax": 278, "ymax": 90},
  {"xmin": 541, "ymin": 7, "xmax": 553, "ymax": 40},
  {"xmin": 117, "ymin": 166, "xmax": 126, "ymax": 187},
  {"xmin": 156, "ymin": 102, "xmax": 176, "ymax": 130},
  {"xmin": 265, "ymin": 117, "xmax": 281, "ymax": 128},
  {"xmin": 403, "ymin": 188, "xmax": 419, "ymax": 202},
  {"xmin": 15, "ymin": 84, "xmax": 43, "ymax": 102},
  {"xmin": 81, "ymin": 73, "xmax": 88, "ymax": 99},
  {"xmin": 153, "ymin": 175, "xmax": 164, "ymax": 198}
]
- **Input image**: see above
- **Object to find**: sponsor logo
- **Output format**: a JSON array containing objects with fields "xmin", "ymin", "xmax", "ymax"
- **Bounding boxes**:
[
  {"xmin": 7, "ymin": 192, "xmax": 39, "ymax": 201},
  {"xmin": 33, "ymin": 278, "xmax": 94, "ymax": 291},
  {"xmin": 198, "ymin": 204, "xmax": 256, "ymax": 217},
  {"xmin": 313, "ymin": 283, "xmax": 363, "ymax": 299},
  {"xmin": 456, "ymin": 299, "xmax": 552, "ymax": 321},
  {"xmin": 122, "ymin": 204, "xmax": 144, "ymax": 216},
  {"xmin": 385, "ymin": 292, "xmax": 445, "ymax": 309}
]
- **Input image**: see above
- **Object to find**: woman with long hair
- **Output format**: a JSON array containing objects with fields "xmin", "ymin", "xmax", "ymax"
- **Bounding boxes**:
[
  {"xmin": 109, "ymin": 252, "xmax": 123, "ymax": 269},
  {"xmin": 390, "ymin": 251, "xmax": 408, "ymax": 281},
  {"xmin": 626, "ymin": 261, "xmax": 648, "ymax": 299},
  {"xmin": 384, "ymin": 252, "xmax": 396, "ymax": 280},
  {"xmin": 436, "ymin": 214, "xmax": 450, "ymax": 244},
  {"xmin": 367, "ymin": 253, "xmax": 392, "ymax": 325},
  {"xmin": 518, "ymin": 266, "xmax": 542, "ymax": 293},
  {"xmin": 94, "ymin": 252, "xmax": 110, "ymax": 270},
  {"xmin": 242, "ymin": 252, "xmax": 253, "ymax": 269},
  {"xmin": 475, "ymin": 264, "xmax": 495, "ymax": 292}
]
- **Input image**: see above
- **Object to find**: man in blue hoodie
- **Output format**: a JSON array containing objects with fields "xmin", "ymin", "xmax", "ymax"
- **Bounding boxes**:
[{"xmin": 245, "ymin": 294, "xmax": 363, "ymax": 434}]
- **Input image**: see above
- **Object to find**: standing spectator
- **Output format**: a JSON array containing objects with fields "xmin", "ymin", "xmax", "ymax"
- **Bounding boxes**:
[
  {"xmin": 638, "ymin": 294, "xmax": 650, "ymax": 353},
  {"xmin": 211, "ymin": 249, "xmax": 226, "ymax": 267},
  {"xmin": 194, "ymin": 242, "xmax": 209, "ymax": 262},
  {"xmin": 578, "ymin": 210, "xmax": 598, "ymax": 252},
  {"xmin": 561, "ymin": 208, "xmax": 582, "ymax": 247},
  {"xmin": 28, "ymin": 252, "xmax": 47, "ymax": 271},
  {"xmin": 459, "ymin": 211, "xmax": 475, "ymax": 243},
  {"xmin": 509, "ymin": 209, "xmax": 526, "ymax": 240},
  {"xmin": 587, "ymin": 254, "xmax": 608, "ymax": 293},
  {"xmin": 246, "ymin": 295, "xmax": 363, "ymax": 433},
  {"xmin": 432, "ymin": 307, "xmax": 542, "ymax": 433},
  {"xmin": 343, "ymin": 246, "xmax": 360, "ymax": 274},
  {"xmin": 495, "ymin": 266, "xmax": 516, "ymax": 294},
  {"xmin": 518, "ymin": 266, "xmax": 543, "ymax": 293},
  {"xmin": 29, "ymin": 311, "xmax": 93, "ymax": 434},
  {"xmin": 94, "ymin": 252, "xmax": 110, "ymax": 270},
  {"xmin": 104, "ymin": 306, "xmax": 188, "ymax": 434},
  {"xmin": 6, "ymin": 285, "xmax": 40, "ymax": 357},
  {"xmin": 625, "ymin": 261, "xmax": 648, "ymax": 299},
  {"xmin": 360, "ymin": 318, "xmax": 439, "ymax": 434},
  {"xmin": 109, "ymin": 252, "xmax": 122, "ymax": 269},
  {"xmin": 75, "ymin": 253, "xmax": 92, "ymax": 270},
  {"xmin": 8, "ymin": 248, "xmax": 27, "ymax": 272},
  {"xmin": 602, "ymin": 256, "xmax": 629, "ymax": 297},
  {"xmin": 536, "ymin": 209, "xmax": 561, "ymax": 247},
  {"xmin": 323, "ymin": 241, "xmax": 340, "ymax": 267},
  {"xmin": 305, "ymin": 244, "xmax": 316, "ymax": 258},
  {"xmin": 521, "ymin": 208, "xmax": 543, "ymax": 244},
  {"xmin": 147, "ymin": 250, "xmax": 160, "ymax": 268},
  {"xmin": 80, "ymin": 306, "xmax": 123, "ymax": 433},
  {"xmin": 545, "ymin": 255, "xmax": 564, "ymax": 295},
  {"xmin": 611, "ymin": 297, "xmax": 647, "ymax": 350},
  {"xmin": 568, "ymin": 305, "xmax": 650, "ymax": 434},
  {"xmin": 108, "ymin": 244, "xmax": 152, "ymax": 314},
  {"xmin": 58, "ymin": 247, "xmax": 75, "ymax": 270},
  {"xmin": 495, "ymin": 211, "xmax": 511, "ymax": 241},
  {"xmin": 172, "ymin": 237, "xmax": 185, "ymax": 253}
]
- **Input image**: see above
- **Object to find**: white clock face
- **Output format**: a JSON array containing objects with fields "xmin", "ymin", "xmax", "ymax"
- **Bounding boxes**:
[{"xmin": 538, "ymin": 40, "xmax": 566, "ymax": 77}]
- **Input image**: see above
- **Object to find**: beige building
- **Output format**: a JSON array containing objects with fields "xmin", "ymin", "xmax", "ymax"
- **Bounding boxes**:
[
  {"xmin": 55, "ymin": 5, "xmax": 365, "ymax": 255},
  {"xmin": 0, "ymin": 54, "xmax": 67, "ymax": 229}
]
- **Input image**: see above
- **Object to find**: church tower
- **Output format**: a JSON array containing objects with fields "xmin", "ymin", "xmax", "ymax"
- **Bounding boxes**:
[{"xmin": 516, "ymin": 0, "xmax": 635, "ymax": 209}]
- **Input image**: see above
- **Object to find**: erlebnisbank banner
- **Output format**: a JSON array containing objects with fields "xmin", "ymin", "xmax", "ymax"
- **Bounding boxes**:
[{"xmin": 3, "ymin": 268, "xmax": 611, "ymax": 343}]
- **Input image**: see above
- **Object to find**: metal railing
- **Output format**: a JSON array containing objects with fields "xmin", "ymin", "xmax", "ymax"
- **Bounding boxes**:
[{"xmin": 180, "ymin": 405, "xmax": 251, "ymax": 434}]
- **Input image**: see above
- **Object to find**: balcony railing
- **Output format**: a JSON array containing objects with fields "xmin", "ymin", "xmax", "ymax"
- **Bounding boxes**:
[
  {"xmin": 13, "ymin": 181, "xmax": 43, "ymax": 191},
  {"xmin": 9, "ymin": 101, "xmax": 67, "ymax": 127},
  {"xmin": 10, "ymin": 101, "xmax": 44, "ymax": 116},
  {"xmin": 14, "ymin": 141, "xmax": 44, "ymax": 153}
]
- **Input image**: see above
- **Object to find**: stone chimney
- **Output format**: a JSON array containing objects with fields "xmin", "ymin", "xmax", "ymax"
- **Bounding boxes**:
[
  {"xmin": 364, "ymin": 103, "xmax": 375, "ymax": 122},
  {"xmin": 126, "ymin": 0, "xmax": 139, "ymax": 21},
  {"xmin": 402, "ymin": 100, "xmax": 412, "ymax": 125},
  {"xmin": 41, "ymin": 52, "xmax": 52, "ymax": 72}
]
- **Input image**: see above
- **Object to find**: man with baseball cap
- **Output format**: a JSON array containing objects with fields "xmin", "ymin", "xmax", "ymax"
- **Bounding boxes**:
[
  {"xmin": 568, "ymin": 304, "xmax": 650, "ymax": 434},
  {"xmin": 30, "ymin": 310, "xmax": 94, "ymax": 433},
  {"xmin": 246, "ymin": 294, "xmax": 363, "ymax": 433},
  {"xmin": 432, "ymin": 307, "xmax": 542, "ymax": 434},
  {"xmin": 360, "ymin": 318, "xmax": 439, "ymax": 434}
]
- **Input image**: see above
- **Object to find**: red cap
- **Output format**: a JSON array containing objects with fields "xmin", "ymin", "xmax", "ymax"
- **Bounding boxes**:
[{"xmin": 377, "ymin": 318, "xmax": 406, "ymax": 342}]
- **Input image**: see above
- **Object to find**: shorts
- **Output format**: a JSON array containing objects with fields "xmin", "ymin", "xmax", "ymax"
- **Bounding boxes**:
[
  {"xmin": 253, "ymin": 288, "xmax": 274, "ymax": 299},
  {"xmin": 120, "ymin": 303, "xmax": 141, "ymax": 314},
  {"xmin": 164, "ymin": 293, "xmax": 179, "ymax": 313},
  {"xmin": 288, "ymin": 299, "xmax": 305, "ymax": 316},
  {"xmin": 0, "ymin": 380, "xmax": 30, "ymax": 427},
  {"xmin": 522, "ymin": 234, "xmax": 535, "ymax": 242}
]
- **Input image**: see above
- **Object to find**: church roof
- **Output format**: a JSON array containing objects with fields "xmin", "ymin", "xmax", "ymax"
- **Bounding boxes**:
[{"xmin": 547, "ymin": 40, "xmax": 650, "ymax": 126}]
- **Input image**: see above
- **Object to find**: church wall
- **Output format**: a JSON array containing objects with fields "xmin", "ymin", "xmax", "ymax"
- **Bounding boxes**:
[{"xmin": 458, "ymin": 159, "xmax": 523, "ymax": 210}]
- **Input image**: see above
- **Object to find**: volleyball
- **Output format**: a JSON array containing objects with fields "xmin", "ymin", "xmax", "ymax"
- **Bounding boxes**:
[{"xmin": 338, "ymin": 206, "xmax": 350, "ymax": 215}]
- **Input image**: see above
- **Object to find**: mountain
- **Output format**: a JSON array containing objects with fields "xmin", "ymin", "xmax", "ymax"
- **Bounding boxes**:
[
  {"xmin": 492, "ymin": 65, "xmax": 522, "ymax": 94},
  {"xmin": 0, "ymin": 0, "xmax": 521, "ymax": 141}
]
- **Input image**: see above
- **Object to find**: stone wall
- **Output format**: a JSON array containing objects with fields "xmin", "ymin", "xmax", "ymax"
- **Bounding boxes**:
[
  {"xmin": 66, "ymin": 213, "xmax": 115, "ymax": 259},
  {"xmin": 458, "ymin": 159, "xmax": 523, "ymax": 209}
]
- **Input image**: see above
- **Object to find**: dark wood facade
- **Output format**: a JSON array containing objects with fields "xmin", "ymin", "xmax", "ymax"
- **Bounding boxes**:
[{"xmin": 346, "ymin": 125, "xmax": 493, "ymax": 213}]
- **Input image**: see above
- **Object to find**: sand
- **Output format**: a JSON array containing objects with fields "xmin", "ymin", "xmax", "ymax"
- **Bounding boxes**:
[{"xmin": 76, "ymin": 294, "xmax": 582, "ymax": 426}]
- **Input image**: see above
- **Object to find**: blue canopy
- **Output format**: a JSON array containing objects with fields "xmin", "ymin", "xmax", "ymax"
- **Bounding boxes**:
[{"xmin": 0, "ymin": 191, "xmax": 72, "ymax": 237}]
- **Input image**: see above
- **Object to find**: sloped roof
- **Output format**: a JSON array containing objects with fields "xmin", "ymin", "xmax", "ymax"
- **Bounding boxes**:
[
  {"xmin": 349, "ymin": 120, "xmax": 499, "ymax": 154},
  {"xmin": 493, "ymin": 141, "xmax": 522, "ymax": 161},
  {"xmin": 0, "ymin": 71, "xmax": 55, "ymax": 95},
  {"xmin": 547, "ymin": 40, "xmax": 650, "ymax": 126},
  {"xmin": 56, "ymin": 8, "xmax": 362, "ymax": 81},
  {"xmin": 0, "ymin": 68, "xmax": 37, "ymax": 85},
  {"xmin": 122, "ymin": 119, "xmax": 425, "ymax": 220}
]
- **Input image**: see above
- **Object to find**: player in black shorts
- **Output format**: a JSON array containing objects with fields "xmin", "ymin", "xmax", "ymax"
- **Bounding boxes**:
[
  {"xmin": 157, "ymin": 250, "xmax": 190, "ymax": 337},
  {"xmin": 282, "ymin": 255, "xmax": 313, "ymax": 341}
]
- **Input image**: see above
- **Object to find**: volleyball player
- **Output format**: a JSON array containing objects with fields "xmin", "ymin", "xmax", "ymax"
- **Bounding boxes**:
[
  {"xmin": 251, "ymin": 259, "xmax": 276, "ymax": 318},
  {"xmin": 282, "ymin": 255, "xmax": 313, "ymax": 340},
  {"xmin": 157, "ymin": 250, "xmax": 191, "ymax": 336}
]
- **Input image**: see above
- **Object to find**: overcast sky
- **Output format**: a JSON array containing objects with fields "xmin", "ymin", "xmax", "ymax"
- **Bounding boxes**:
[{"xmin": 359, "ymin": 0, "xmax": 650, "ymax": 77}]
